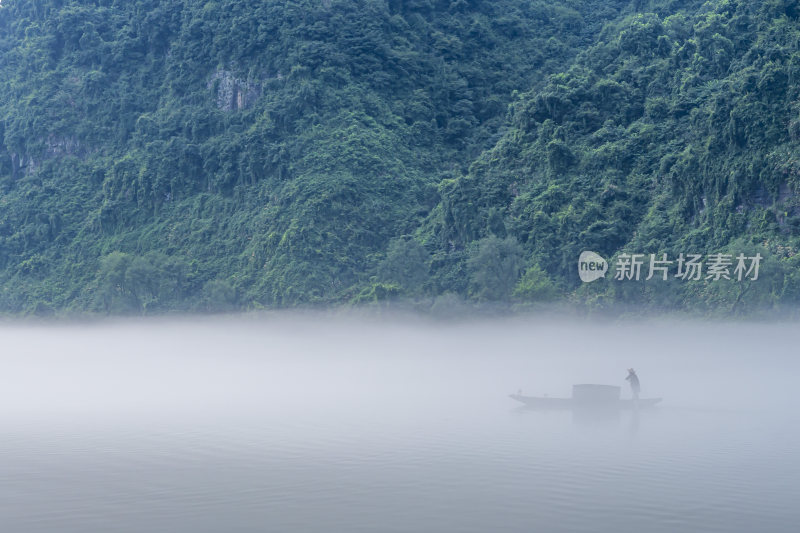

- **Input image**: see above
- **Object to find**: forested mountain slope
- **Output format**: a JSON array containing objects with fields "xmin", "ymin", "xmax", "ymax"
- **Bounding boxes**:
[
  {"xmin": 1, "ymin": 0, "xmax": 798, "ymax": 315},
  {"xmin": 0, "ymin": 0, "xmax": 630, "ymax": 313},
  {"xmin": 424, "ymin": 0, "xmax": 800, "ymax": 314}
]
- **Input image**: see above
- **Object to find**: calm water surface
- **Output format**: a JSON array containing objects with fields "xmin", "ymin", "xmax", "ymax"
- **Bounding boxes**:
[{"xmin": 1, "ymin": 317, "xmax": 798, "ymax": 532}]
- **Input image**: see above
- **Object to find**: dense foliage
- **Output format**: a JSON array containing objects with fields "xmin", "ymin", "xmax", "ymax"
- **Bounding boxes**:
[{"xmin": 1, "ymin": 0, "xmax": 799, "ymax": 315}]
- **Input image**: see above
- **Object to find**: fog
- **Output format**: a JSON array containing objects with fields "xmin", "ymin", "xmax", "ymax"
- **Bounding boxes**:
[
  {"xmin": 3, "ymin": 314, "xmax": 796, "ymax": 419},
  {"xmin": 1, "ymin": 314, "xmax": 799, "ymax": 532}
]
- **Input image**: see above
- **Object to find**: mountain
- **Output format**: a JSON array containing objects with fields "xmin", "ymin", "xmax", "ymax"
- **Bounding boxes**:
[
  {"xmin": 0, "ymin": 0, "xmax": 798, "ymax": 315},
  {"xmin": 426, "ymin": 0, "xmax": 800, "ymax": 314}
]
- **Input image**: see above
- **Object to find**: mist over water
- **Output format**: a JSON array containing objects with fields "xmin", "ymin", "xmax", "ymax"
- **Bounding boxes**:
[{"xmin": 1, "ymin": 315, "xmax": 799, "ymax": 532}]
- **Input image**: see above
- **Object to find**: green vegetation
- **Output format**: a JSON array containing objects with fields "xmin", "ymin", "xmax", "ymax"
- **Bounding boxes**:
[{"xmin": 0, "ymin": 0, "xmax": 799, "ymax": 316}]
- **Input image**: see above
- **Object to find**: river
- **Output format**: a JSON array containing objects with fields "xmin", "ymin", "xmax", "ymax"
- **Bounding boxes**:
[{"xmin": 1, "ymin": 315, "xmax": 797, "ymax": 532}]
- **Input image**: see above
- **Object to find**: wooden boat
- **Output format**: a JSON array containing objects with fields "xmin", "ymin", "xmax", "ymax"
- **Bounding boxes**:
[{"xmin": 510, "ymin": 384, "xmax": 662, "ymax": 410}]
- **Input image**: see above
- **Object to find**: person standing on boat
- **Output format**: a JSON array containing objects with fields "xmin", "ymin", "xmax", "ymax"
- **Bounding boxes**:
[{"xmin": 626, "ymin": 368, "xmax": 640, "ymax": 400}]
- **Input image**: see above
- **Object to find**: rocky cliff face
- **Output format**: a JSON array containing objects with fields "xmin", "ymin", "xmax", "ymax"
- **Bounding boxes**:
[
  {"xmin": 8, "ymin": 136, "xmax": 86, "ymax": 178},
  {"xmin": 207, "ymin": 69, "xmax": 261, "ymax": 111}
]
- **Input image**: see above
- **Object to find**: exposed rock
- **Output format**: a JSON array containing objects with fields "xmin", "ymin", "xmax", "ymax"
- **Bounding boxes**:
[
  {"xmin": 207, "ymin": 69, "xmax": 262, "ymax": 111},
  {"xmin": 778, "ymin": 182, "xmax": 796, "ymax": 205},
  {"xmin": 8, "ymin": 136, "xmax": 88, "ymax": 178},
  {"xmin": 10, "ymin": 152, "xmax": 25, "ymax": 179},
  {"xmin": 45, "ymin": 135, "xmax": 83, "ymax": 157}
]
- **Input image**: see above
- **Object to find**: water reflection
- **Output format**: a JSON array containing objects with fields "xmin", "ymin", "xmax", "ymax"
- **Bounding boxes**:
[
  {"xmin": 629, "ymin": 406, "xmax": 640, "ymax": 437},
  {"xmin": 572, "ymin": 406, "xmax": 623, "ymax": 427},
  {"xmin": 512, "ymin": 403, "xmax": 639, "ymax": 431}
]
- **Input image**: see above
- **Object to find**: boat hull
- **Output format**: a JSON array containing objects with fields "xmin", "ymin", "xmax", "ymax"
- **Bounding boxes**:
[{"xmin": 509, "ymin": 393, "xmax": 661, "ymax": 410}]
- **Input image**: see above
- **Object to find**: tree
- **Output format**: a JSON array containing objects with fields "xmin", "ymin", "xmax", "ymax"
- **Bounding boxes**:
[
  {"xmin": 513, "ymin": 263, "xmax": 559, "ymax": 302},
  {"xmin": 467, "ymin": 235, "xmax": 524, "ymax": 301},
  {"xmin": 376, "ymin": 237, "xmax": 430, "ymax": 293}
]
